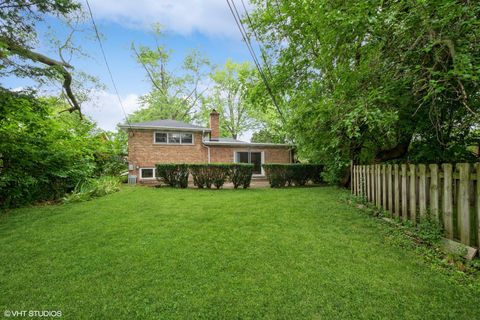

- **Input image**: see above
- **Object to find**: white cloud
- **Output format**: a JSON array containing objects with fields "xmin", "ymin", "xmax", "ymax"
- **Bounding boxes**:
[
  {"xmin": 82, "ymin": 90, "xmax": 141, "ymax": 131},
  {"xmin": 87, "ymin": 0, "xmax": 249, "ymax": 38}
]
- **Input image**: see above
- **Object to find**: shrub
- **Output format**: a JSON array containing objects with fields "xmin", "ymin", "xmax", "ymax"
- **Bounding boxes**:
[
  {"xmin": 189, "ymin": 163, "xmax": 252, "ymax": 189},
  {"xmin": 156, "ymin": 164, "xmax": 189, "ymax": 188},
  {"xmin": 262, "ymin": 164, "xmax": 324, "ymax": 187},
  {"xmin": 229, "ymin": 164, "xmax": 254, "ymax": 189},
  {"xmin": 63, "ymin": 176, "xmax": 121, "ymax": 203}
]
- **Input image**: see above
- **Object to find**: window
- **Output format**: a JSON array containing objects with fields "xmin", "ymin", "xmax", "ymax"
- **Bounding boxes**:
[
  {"xmin": 155, "ymin": 132, "xmax": 167, "ymax": 143},
  {"xmin": 181, "ymin": 133, "xmax": 193, "ymax": 144},
  {"xmin": 168, "ymin": 133, "xmax": 181, "ymax": 144},
  {"xmin": 140, "ymin": 168, "xmax": 155, "ymax": 179},
  {"xmin": 154, "ymin": 132, "xmax": 194, "ymax": 144},
  {"xmin": 235, "ymin": 151, "xmax": 263, "ymax": 175}
]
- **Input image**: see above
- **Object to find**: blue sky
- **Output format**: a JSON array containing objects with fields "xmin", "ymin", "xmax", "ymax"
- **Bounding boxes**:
[{"xmin": 5, "ymin": 0, "xmax": 254, "ymax": 135}]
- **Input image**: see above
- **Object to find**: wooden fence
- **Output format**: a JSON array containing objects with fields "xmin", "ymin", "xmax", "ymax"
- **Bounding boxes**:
[{"xmin": 351, "ymin": 163, "xmax": 480, "ymax": 248}]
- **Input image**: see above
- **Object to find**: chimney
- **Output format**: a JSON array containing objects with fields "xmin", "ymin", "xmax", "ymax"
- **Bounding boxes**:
[{"xmin": 209, "ymin": 109, "xmax": 220, "ymax": 140}]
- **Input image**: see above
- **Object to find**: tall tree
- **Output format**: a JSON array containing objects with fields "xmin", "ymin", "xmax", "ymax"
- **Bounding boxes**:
[
  {"xmin": 203, "ymin": 59, "xmax": 258, "ymax": 139},
  {"xmin": 0, "ymin": 0, "xmax": 84, "ymax": 114},
  {"xmin": 129, "ymin": 26, "xmax": 211, "ymax": 123},
  {"xmin": 248, "ymin": 0, "xmax": 480, "ymax": 183}
]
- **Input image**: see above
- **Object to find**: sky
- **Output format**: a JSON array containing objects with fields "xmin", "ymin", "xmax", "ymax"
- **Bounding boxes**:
[{"xmin": 4, "ymin": 0, "xmax": 254, "ymax": 138}]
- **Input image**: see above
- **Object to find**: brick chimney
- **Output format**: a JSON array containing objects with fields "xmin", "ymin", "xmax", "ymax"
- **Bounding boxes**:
[{"xmin": 209, "ymin": 109, "xmax": 220, "ymax": 140}]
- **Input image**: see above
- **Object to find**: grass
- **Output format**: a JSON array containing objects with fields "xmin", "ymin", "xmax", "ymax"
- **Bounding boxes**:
[{"xmin": 1, "ymin": 186, "xmax": 479, "ymax": 319}]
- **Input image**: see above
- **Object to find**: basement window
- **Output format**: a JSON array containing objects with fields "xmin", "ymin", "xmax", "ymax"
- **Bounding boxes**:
[{"xmin": 140, "ymin": 168, "xmax": 155, "ymax": 179}]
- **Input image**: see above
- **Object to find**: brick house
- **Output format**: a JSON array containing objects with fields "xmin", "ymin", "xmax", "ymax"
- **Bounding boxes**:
[{"xmin": 119, "ymin": 110, "xmax": 293, "ymax": 182}]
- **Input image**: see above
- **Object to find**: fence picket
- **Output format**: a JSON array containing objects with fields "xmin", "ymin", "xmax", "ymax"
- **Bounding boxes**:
[
  {"xmin": 477, "ymin": 164, "xmax": 480, "ymax": 247},
  {"xmin": 443, "ymin": 164, "xmax": 454, "ymax": 239},
  {"xmin": 418, "ymin": 164, "xmax": 427, "ymax": 219},
  {"xmin": 376, "ymin": 164, "xmax": 381, "ymax": 209},
  {"xmin": 409, "ymin": 164, "xmax": 417, "ymax": 224},
  {"xmin": 387, "ymin": 164, "xmax": 392, "ymax": 212},
  {"xmin": 394, "ymin": 164, "xmax": 400, "ymax": 217},
  {"xmin": 382, "ymin": 165, "xmax": 387, "ymax": 210},
  {"xmin": 429, "ymin": 164, "xmax": 439, "ymax": 222},
  {"xmin": 458, "ymin": 163, "xmax": 471, "ymax": 245},
  {"xmin": 401, "ymin": 164, "xmax": 408, "ymax": 220}
]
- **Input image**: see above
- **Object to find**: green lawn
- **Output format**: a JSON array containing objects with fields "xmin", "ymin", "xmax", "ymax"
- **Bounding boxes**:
[{"xmin": 1, "ymin": 186, "xmax": 479, "ymax": 319}]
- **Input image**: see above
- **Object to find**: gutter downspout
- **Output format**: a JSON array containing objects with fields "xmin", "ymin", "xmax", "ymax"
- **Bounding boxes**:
[{"xmin": 202, "ymin": 130, "xmax": 211, "ymax": 163}]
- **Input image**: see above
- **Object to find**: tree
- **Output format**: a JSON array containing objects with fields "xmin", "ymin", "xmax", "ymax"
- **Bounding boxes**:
[
  {"xmin": 0, "ymin": 0, "xmax": 84, "ymax": 114},
  {"xmin": 203, "ymin": 59, "xmax": 258, "ymax": 139},
  {"xmin": 129, "ymin": 26, "xmax": 211, "ymax": 123},
  {"xmin": 247, "ymin": 0, "xmax": 480, "ymax": 184}
]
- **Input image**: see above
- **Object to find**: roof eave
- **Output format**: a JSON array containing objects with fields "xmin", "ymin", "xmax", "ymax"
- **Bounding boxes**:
[
  {"xmin": 118, "ymin": 125, "xmax": 211, "ymax": 132},
  {"xmin": 202, "ymin": 141, "xmax": 293, "ymax": 147}
]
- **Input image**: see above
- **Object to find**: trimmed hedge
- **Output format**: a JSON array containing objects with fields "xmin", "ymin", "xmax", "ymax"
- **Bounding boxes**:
[
  {"xmin": 155, "ymin": 163, "xmax": 253, "ymax": 189},
  {"xmin": 156, "ymin": 164, "xmax": 189, "ymax": 188},
  {"xmin": 229, "ymin": 164, "xmax": 254, "ymax": 189},
  {"xmin": 262, "ymin": 164, "xmax": 324, "ymax": 188}
]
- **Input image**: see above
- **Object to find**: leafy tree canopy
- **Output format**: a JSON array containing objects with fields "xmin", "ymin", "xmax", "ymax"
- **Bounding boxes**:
[{"xmin": 248, "ymin": 0, "xmax": 480, "ymax": 183}]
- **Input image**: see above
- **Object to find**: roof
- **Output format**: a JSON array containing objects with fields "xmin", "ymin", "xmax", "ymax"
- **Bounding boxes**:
[{"xmin": 118, "ymin": 119, "xmax": 210, "ymax": 132}]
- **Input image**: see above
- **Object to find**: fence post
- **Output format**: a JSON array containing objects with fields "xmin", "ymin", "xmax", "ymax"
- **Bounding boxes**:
[
  {"xmin": 457, "ymin": 163, "xmax": 471, "ymax": 245},
  {"xmin": 443, "ymin": 164, "xmax": 453, "ymax": 239},
  {"xmin": 409, "ymin": 164, "xmax": 417, "ymax": 224},
  {"xmin": 351, "ymin": 160, "xmax": 354, "ymax": 194},
  {"xmin": 418, "ymin": 164, "xmax": 427, "ymax": 219},
  {"xmin": 394, "ymin": 164, "xmax": 400, "ymax": 217},
  {"xmin": 401, "ymin": 164, "xmax": 408, "ymax": 220},
  {"xmin": 387, "ymin": 164, "xmax": 392, "ymax": 213},
  {"xmin": 429, "ymin": 164, "xmax": 439, "ymax": 223}
]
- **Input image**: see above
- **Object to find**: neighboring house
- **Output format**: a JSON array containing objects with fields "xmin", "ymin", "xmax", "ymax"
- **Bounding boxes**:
[{"xmin": 119, "ymin": 110, "xmax": 293, "ymax": 182}]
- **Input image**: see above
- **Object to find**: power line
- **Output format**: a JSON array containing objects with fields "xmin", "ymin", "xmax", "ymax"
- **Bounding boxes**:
[
  {"xmin": 84, "ymin": 0, "xmax": 132, "ymax": 129},
  {"xmin": 226, "ymin": 0, "xmax": 285, "ymax": 122}
]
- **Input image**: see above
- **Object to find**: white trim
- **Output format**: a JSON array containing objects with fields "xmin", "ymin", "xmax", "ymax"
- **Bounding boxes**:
[
  {"xmin": 204, "ymin": 141, "xmax": 293, "ymax": 147},
  {"xmin": 139, "ymin": 167, "xmax": 156, "ymax": 180},
  {"xmin": 119, "ymin": 125, "xmax": 210, "ymax": 132},
  {"xmin": 233, "ymin": 150, "xmax": 265, "ymax": 176},
  {"xmin": 153, "ymin": 131, "xmax": 194, "ymax": 145}
]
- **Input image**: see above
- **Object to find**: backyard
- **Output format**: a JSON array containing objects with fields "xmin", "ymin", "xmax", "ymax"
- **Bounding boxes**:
[{"xmin": 1, "ymin": 186, "xmax": 479, "ymax": 319}]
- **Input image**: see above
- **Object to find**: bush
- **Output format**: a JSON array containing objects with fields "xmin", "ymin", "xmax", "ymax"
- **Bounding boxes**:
[
  {"xmin": 63, "ymin": 176, "xmax": 121, "ymax": 203},
  {"xmin": 189, "ymin": 164, "xmax": 231, "ymax": 189},
  {"xmin": 229, "ymin": 164, "xmax": 254, "ymax": 189},
  {"xmin": 262, "ymin": 164, "xmax": 324, "ymax": 188},
  {"xmin": 156, "ymin": 164, "xmax": 189, "ymax": 188}
]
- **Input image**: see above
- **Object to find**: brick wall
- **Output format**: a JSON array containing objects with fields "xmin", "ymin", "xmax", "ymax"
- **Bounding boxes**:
[
  {"xmin": 209, "ymin": 146, "xmax": 291, "ymax": 163},
  {"xmin": 127, "ymin": 129, "xmax": 292, "ymax": 182},
  {"xmin": 127, "ymin": 130, "xmax": 208, "ymax": 178}
]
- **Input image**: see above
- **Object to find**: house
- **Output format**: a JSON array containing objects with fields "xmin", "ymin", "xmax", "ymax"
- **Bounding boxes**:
[{"xmin": 119, "ymin": 110, "xmax": 293, "ymax": 182}]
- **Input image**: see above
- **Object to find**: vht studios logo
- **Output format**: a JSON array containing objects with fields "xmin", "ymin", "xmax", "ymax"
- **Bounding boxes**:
[{"xmin": 4, "ymin": 310, "xmax": 62, "ymax": 317}]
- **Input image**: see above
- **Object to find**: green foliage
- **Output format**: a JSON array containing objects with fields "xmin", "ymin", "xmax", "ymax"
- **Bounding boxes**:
[
  {"xmin": 157, "ymin": 163, "xmax": 254, "ymax": 189},
  {"xmin": 0, "ymin": 89, "xmax": 127, "ymax": 208},
  {"xmin": 155, "ymin": 164, "xmax": 189, "ymax": 188},
  {"xmin": 248, "ymin": 0, "xmax": 480, "ymax": 183},
  {"xmin": 201, "ymin": 59, "xmax": 259, "ymax": 139},
  {"xmin": 63, "ymin": 176, "xmax": 121, "ymax": 203},
  {"xmin": 129, "ymin": 27, "xmax": 211, "ymax": 124},
  {"xmin": 189, "ymin": 164, "xmax": 230, "ymax": 189},
  {"xmin": 228, "ymin": 163, "xmax": 254, "ymax": 189},
  {"xmin": 262, "ymin": 164, "xmax": 323, "ymax": 188}
]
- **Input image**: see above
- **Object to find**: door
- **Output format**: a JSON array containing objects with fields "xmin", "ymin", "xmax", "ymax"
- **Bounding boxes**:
[
  {"xmin": 235, "ymin": 151, "xmax": 263, "ymax": 175},
  {"xmin": 250, "ymin": 152, "xmax": 262, "ymax": 174}
]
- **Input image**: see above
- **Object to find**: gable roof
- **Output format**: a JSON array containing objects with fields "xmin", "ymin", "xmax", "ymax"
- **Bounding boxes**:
[{"xmin": 118, "ymin": 119, "xmax": 210, "ymax": 132}]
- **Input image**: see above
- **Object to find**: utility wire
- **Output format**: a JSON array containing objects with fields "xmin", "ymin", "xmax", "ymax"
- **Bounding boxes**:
[
  {"xmin": 85, "ymin": 0, "xmax": 132, "ymax": 129},
  {"xmin": 226, "ymin": 0, "xmax": 285, "ymax": 122}
]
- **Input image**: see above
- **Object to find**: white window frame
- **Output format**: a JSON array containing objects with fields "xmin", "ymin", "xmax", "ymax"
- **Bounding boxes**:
[
  {"xmin": 233, "ymin": 150, "xmax": 265, "ymax": 176},
  {"xmin": 139, "ymin": 167, "xmax": 156, "ymax": 180},
  {"xmin": 153, "ymin": 131, "xmax": 194, "ymax": 145}
]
